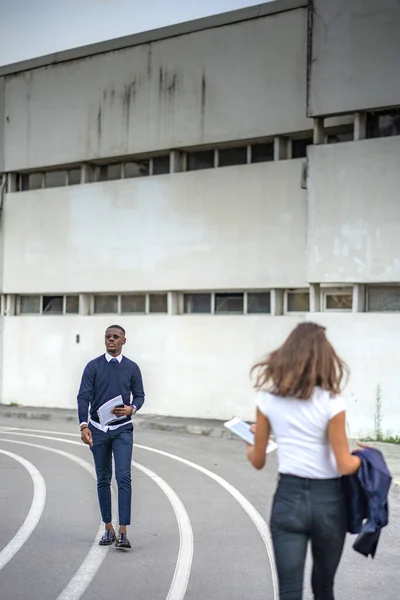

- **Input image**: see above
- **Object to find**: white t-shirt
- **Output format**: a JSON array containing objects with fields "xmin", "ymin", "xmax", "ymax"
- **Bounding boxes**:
[{"xmin": 256, "ymin": 387, "xmax": 345, "ymax": 479}]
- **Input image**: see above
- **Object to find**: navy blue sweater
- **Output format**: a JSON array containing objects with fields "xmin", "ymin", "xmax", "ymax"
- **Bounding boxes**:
[{"xmin": 77, "ymin": 355, "xmax": 145, "ymax": 425}]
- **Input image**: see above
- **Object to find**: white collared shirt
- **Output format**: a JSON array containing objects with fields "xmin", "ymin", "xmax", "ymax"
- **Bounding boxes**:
[{"xmin": 80, "ymin": 353, "xmax": 135, "ymax": 433}]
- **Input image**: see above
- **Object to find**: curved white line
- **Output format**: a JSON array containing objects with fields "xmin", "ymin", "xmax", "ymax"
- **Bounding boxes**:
[
  {"xmin": 0, "ymin": 427, "xmax": 278, "ymax": 599},
  {"xmin": 133, "ymin": 461, "xmax": 193, "ymax": 600},
  {"xmin": 0, "ymin": 438, "xmax": 112, "ymax": 600},
  {"xmin": 0, "ymin": 449, "xmax": 46, "ymax": 571},
  {"xmin": 0, "ymin": 433, "xmax": 193, "ymax": 600},
  {"xmin": 135, "ymin": 443, "xmax": 278, "ymax": 600}
]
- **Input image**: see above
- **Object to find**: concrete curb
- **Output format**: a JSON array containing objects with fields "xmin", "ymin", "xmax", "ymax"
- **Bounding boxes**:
[{"xmin": 1, "ymin": 405, "xmax": 399, "ymax": 496}]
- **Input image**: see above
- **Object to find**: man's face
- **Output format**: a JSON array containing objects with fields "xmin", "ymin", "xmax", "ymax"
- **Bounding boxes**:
[{"xmin": 104, "ymin": 327, "xmax": 126, "ymax": 356}]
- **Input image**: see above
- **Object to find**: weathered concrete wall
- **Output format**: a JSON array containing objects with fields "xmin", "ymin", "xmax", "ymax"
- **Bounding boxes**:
[
  {"xmin": 307, "ymin": 137, "xmax": 400, "ymax": 283},
  {"xmin": 3, "ymin": 8, "xmax": 310, "ymax": 170},
  {"xmin": 3, "ymin": 160, "xmax": 307, "ymax": 292},
  {"xmin": 309, "ymin": 0, "xmax": 400, "ymax": 116}
]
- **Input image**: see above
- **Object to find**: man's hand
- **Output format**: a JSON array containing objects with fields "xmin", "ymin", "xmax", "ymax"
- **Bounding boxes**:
[
  {"xmin": 81, "ymin": 426, "xmax": 93, "ymax": 446},
  {"xmin": 111, "ymin": 405, "xmax": 135, "ymax": 418}
]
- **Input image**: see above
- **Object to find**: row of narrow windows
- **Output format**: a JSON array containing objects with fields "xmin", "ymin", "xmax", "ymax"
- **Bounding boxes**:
[{"xmin": 8, "ymin": 285, "xmax": 400, "ymax": 316}]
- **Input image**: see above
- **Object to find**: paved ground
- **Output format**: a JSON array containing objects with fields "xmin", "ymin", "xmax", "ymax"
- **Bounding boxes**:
[{"xmin": 0, "ymin": 416, "xmax": 399, "ymax": 600}]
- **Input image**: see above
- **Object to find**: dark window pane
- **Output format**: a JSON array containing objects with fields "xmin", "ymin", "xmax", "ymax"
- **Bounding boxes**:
[
  {"xmin": 94, "ymin": 295, "xmax": 118, "ymax": 314},
  {"xmin": 215, "ymin": 293, "xmax": 244, "ymax": 314},
  {"xmin": 247, "ymin": 293, "xmax": 271, "ymax": 314},
  {"xmin": 251, "ymin": 143, "xmax": 274, "ymax": 163},
  {"xmin": 66, "ymin": 295, "xmax": 79, "ymax": 314},
  {"xmin": 25, "ymin": 173, "xmax": 43, "ymax": 190},
  {"xmin": 107, "ymin": 164, "xmax": 122, "ymax": 180},
  {"xmin": 183, "ymin": 293, "xmax": 211, "ymax": 314},
  {"xmin": 149, "ymin": 294, "xmax": 168, "ymax": 313},
  {"xmin": 68, "ymin": 168, "xmax": 81, "ymax": 185},
  {"xmin": 45, "ymin": 171, "xmax": 66, "ymax": 188},
  {"xmin": 292, "ymin": 138, "xmax": 313, "ymax": 159},
  {"xmin": 367, "ymin": 110, "xmax": 400, "ymax": 138},
  {"xmin": 97, "ymin": 166, "xmax": 107, "ymax": 182},
  {"xmin": 326, "ymin": 294, "xmax": 353, "ymax": 310},
  {"xmin": 20, "ymin": 175, "xmax": 30, "ymax": 191},
  {"xmin": 218, "ymin": 147, "xmax": 247, "ymax": 167},
  {"xmin": 287, "ymin": 292, "xmax": 310, "ymax": 312},
  {"xmin": 327, "ymin": 127, "xmax": 354, "ymax": 144},
  {"xmin": 19, "ymin": 295, "xmax": 40, "ymax": 314},
  {"xmin": 153, "ymin": 155, "xmax": 170, "ymax": 175},
  {"xmin": 42, "ymin": 295, "xmax": 63, "ymax": 314},
  {"xmin": 368, "ymin": 286, "xmax": 400, "ymax": 312},
  {"xmin": 124, "ymin": 160, "xmax": 150, "ymax": 178},
  {"xmin": 186, "ymin": 151, "xmax": 214, "ymax": 171},
  {"xmin": 121, "ymin": 294, "xmax": 146, "ymax": 313}
]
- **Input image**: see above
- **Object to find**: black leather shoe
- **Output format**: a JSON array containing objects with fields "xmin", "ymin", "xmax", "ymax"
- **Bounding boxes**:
[
  {"xmin": 115, "ymin": 533, "xmax": 131, "ymax": 549},
  {"xmin": 99, "ymin": 529, "xmax": 116, "ymax": 546}
]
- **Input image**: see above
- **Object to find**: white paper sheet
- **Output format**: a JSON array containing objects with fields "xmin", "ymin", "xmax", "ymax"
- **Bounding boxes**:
[{"xmin": 97, "ymin": 395, "xmax": 126, "ymax": 427}]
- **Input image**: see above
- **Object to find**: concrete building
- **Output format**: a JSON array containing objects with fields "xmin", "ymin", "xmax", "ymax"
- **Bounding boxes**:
[{"xmin": 0, "ymin": 0, "xmax": 399, "ymax": 437}]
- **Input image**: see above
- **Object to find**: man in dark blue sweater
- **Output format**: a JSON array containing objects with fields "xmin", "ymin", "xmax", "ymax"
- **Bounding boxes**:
[{"xmin": 77, "ymin": 324, "xmax": 145, "ymax": 549}]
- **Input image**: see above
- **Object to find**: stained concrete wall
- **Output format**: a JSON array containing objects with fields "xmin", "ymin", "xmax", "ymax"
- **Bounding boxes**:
[{"xmin": 3, "ymin": 7, "xmax": 310, "ymax": 171}]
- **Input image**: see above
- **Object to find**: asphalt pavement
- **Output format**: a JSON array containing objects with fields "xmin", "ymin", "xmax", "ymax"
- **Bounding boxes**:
[{"xmin": 0, "ymin": 416, "xmax": 399, "ymax": 600}]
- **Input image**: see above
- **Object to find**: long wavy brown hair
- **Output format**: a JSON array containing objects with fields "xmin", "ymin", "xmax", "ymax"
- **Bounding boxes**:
[{"xmin": 251, "ymin": 322, "xmax": 348, "ymax": 399}]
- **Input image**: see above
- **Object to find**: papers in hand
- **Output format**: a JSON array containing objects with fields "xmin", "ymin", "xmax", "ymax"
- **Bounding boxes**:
[
  {"xmin": 98, "ymin": 395, "xmax": 125, "ymax": 427},
  {"xmin": 224, "ymin": 417, "xmax": 278, "ymax": 454}
]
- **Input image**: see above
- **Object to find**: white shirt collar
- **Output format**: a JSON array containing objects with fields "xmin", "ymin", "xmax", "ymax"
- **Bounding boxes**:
[{"xmin": 105, "ymin": 353, "xmax": 123, "ymax": 363}]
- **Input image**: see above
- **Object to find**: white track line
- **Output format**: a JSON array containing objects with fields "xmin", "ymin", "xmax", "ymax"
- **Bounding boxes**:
[
  {"xmin": 0, "ymin": 449, "xmax": 46, "ymax": 571},
  {"xmin": 0, "ymin": 433, "xmax": 193, "ymax": 600},
  {"xmin": 0, "ymin": 426, "xmax": 278, "ymax": 600},
  {"xmin": 133, "ymin": 461, "xmax": 193, "ymax": 600},
  {"xmin": 0, "ymin": 438, "xmax": 111, "ymax": 600}
]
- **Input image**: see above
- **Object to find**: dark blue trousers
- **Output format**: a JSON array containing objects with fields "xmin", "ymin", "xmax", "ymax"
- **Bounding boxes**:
[
  {"xmin": 89, "ymin": 423, "xmax": 133, "ymax": 526},
  {"xmin": 270, "ymin": 474, "xmax": 347, "ymax": 600}
]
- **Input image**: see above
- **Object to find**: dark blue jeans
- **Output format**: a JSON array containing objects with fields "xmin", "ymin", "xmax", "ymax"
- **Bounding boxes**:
[
  {"xmin": 270, "ymin": 474, "xmax": 347, "ymax": 600},
  {"xmin": 89, "ymin": 423, "xmax": 133, "ymax": 526}
]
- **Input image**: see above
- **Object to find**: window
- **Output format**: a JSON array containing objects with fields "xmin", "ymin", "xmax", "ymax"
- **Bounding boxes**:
[
  {"xmin": 106, "ymin": 164, "xmax": 123, "ymax": 181},
  {"xmin": 121, "ymin": 294, "xmax": 146, "ymax": 313},
  {"xmin": 367, "ymin": 286, "xmax": 400, "ymax": 312},
  {"xmin": 183, "ymin": 293, "xmax": 211, "ymax": 314},
  {"xmin": 42, "ymin": 295, "xmax": 63, "ymax": 314},
  {"xmin": 149, "ymin": 293, "xmax": 168, "ymax": 313},
  {"xmin": 152, "ymin": 155, "xmax": 170, "ymax": 175},
  {"xmin": 215, "ymin": 293, "xmax": 244, "ymax": 314},
  {"xmin": 327, "ymin": 125, "xmax": 354, "ymax": 144},
  {"xmin": 247, "ymin": 292, "xmax": 271, "ymax": 314},
  {"xmin": 67, "ymin": 168, "xmax": 81, "ymax": 185},
  {"xmin": 292, "ymin": 137, "xmax": 313, "ymax": 159},
  {"xmin": 94, "ymin": 295, "xmax": 118, "ymax": 314},
  {"xmin": 367, "ymin": 109, "xmax": 400, "ymax": 138},
  {"xmin": 325, "ymin": 293, "xmax": 353, "ymax": 311},
  {"xmin": 218, "ymin": 147, "xmax": 247, "ymax": 167},
  {"xmin": 286, "ymin": 291, "xmax": 310, "ymax": 312},
  {"xmin": 186, "ymin": 150, "xmax": 215, "ymax": 171},
  {"xmin": 21, "ymin": 172, "xmax": 43, "ymax": 191},
  {"xmin": 45, "ymin": 171, "xmax": 66, "ymax": 188},
  {"xmin": 124, "ymin": 160, "xmax": 150, "ymax": 179},
  {"xmin": 65, "ymin": 295, "xmax": 80, "ymax": 314},
  {"xmin": 19, "ymin": 295, "xmax": 40, "ymax": 314},
  {"xmin": 251, "ymin": 143, "xmax": 274, "ymax": 163}
]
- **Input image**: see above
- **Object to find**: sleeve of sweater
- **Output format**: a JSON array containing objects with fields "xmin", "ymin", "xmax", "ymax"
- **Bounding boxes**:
[
  {"xmin": 77, "ymin": 361, "xmax": 95, "ymax": 424},
  {"xmin": 130, "ymin": 364, "xmax": 145, "ymax": 411}
]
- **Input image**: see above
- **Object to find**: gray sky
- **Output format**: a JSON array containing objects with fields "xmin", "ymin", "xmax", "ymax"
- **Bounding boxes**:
[{"xmin": 0, "ymin": 0, "xmax": 272, "ymax": 67}]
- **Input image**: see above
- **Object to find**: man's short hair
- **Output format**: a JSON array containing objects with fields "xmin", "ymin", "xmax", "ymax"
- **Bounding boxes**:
[{"xmin": 106, "ymin": 324, "xmax": 126, "ymax": 336}]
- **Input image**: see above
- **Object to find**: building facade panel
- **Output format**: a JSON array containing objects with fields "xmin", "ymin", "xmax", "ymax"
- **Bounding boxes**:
[
  {"xmin": 3, "ymin": 161, "xmax": 307, "ymax": 293},
  {"xmin": 309, "ymin": 0, "xmax": 400, "ymax": 116},
  {"xmin": 307, "ymin": 137, "xmax": 400, "ymax": 283},
  {"xmin": 2, "ymin": 312, "xmax": 400, "ymax": 437},
  {"xmin": 3, "ymin": 8, "xmax": 310, "ymax": 171}
]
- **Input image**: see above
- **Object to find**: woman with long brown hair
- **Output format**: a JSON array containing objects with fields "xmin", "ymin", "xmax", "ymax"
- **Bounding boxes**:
[{"xmin": 246, "ymin": 322, "xmax": 363, "ymax": 600}]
